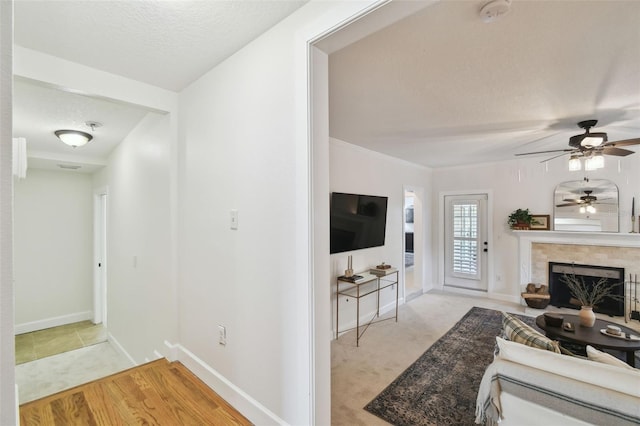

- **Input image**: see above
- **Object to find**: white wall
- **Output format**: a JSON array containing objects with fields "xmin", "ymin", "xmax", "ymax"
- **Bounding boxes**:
[
  {"xmin": 14, "ymin": 169, "xmax": 93, "ymax": 331},
  {"xmin": 93, "ymin": 112, "xmax": 176, "ymax": 363},
  {"xmin": 0, "ymin": 1, "xmax": 15, "ymax": 422},
  {"xmin": 432, "ymin": 154, "xmax": 640, "ymax": 301},
  {"xmin": 176, "ymin": 2, "xmax": 390, "ymax": 423},
  {"xmin": 330, "ymin": 138, "xmax": 433, "ymax": 333}
]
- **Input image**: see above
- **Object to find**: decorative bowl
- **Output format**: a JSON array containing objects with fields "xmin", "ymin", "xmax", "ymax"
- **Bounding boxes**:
[
  {"xmin": 606, "ymin": 325, "xmax": 622, "ymax": 336},
  {"xmin": 543, "ymin": 313, "xmax": 564, "ymax": 327}
]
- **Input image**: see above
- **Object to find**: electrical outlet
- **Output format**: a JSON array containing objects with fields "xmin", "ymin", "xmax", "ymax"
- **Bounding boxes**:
[{"xmin": 218, "ymin": 325, "xmax": 226, "ymax": 346}]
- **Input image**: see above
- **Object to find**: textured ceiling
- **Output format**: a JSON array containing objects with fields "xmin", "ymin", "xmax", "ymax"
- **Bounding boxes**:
[
  {"xmin": 13, "ymin": 0, "xmax": 307, "ymax": 172},
  {"xmin": 12, "ymin": 1, "xmax": 640, "ymax": 172},
  {"xmin": 14, "ymin": 0, "xmax": 308, "ymax": 91},
  {"xmin": 329, "ymin": 0, "xmax": 640, "ymax": 168}
]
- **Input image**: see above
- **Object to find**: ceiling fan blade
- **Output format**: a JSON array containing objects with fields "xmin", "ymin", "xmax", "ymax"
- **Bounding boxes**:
[
  {"xmin": 540, "ymin": 151, "xmax": 573, "ymax": 163},
  {"xmin": 604, "ymin": 137, "xmax": 640, "ymax": 147},
  {"xmin": 556, "ymin": 202, "xmax": 580, "ymax": 207},
  {"xmin": 515, "ymin": 148, "xmax": 574, "ymax": 156},
  {"xmin": 601, "ymin": 147, "xmax": 635, "ymax": 156}
]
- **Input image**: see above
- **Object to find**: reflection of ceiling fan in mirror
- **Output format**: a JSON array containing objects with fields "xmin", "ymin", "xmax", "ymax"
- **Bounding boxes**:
[
  {"xmin": 515, "ymin": 120, "xmax": 640, "ymax": 166},
  {"xmin": 555, "ymin": 190, "xmax": 612, "ymax": 208}
]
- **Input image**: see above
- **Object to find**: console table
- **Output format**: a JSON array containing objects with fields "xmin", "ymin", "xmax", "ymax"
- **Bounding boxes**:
[{"xmin": 335, "ymin": 268, "xmax": 398, "ymax": 346}]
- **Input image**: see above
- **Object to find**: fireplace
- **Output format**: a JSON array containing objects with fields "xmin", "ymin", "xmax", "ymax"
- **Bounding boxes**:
[{"xmin": 548, "ymin": 262, "xmax": 625, "ymax": 316}]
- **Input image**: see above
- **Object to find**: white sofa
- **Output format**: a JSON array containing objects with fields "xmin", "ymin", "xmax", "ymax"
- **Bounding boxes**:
[{"xmin": 475, "ymin": 337, "xmax": 640, "ymax": 425}]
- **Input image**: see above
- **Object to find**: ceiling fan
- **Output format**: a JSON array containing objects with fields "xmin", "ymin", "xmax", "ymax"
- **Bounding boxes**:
[{"xmin": 515, "ymin": 119, "xmax": 640, "ymax": 163}]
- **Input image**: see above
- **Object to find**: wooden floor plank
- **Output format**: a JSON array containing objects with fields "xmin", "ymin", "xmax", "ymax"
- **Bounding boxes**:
[
  {"xmin": 81, "ymin": 383, "xmax": 126, "ymax": 426},
  {"xmin": 50, "ymin": 392, "xmax": 97, "ymax": 426},
  {"xmin": 20, "ymin": 359, "xmax": 252, "ymax": 426}
]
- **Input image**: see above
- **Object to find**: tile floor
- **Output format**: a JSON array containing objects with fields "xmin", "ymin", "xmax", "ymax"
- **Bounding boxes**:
[
  {"xmin": 16, "ymin": 341, "xmax": 134, "ymax": 404},
  {"xmin": 15, "ymin": 320, "xmax": 107, "ymax": 364}
]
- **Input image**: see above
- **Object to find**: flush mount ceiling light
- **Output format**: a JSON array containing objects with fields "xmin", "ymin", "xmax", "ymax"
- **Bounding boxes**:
[
  {"xmin": 54, "ymin": 130, "xmax": 93, "ymax": 147},
  {"xmin": 54, "ymin": 121, "xmax": 102, "ymax": 148}
]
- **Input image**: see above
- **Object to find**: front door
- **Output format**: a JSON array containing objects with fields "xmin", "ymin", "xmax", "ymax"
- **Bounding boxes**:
[{"xmin": 444, "ymin": 194, "xmax": 488, "ymax": 291}]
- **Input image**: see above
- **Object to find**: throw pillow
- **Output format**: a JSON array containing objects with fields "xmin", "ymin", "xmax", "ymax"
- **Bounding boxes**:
[
  {"xmin": 502, "ymin": 311, "xmax": 561, "ymax": 353},
  {"xmin": 586, "ymin": 345, "xmax": 636, "ymax": 371}
]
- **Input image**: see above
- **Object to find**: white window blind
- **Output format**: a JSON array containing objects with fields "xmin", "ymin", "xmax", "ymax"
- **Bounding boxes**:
[{"xmin": 452, "ymin": 202, "xmax": 479, "ymax": 277}]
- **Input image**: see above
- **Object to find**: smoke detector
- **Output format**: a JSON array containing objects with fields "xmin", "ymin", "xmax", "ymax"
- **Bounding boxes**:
[{"xmin": 480, "ymin": 0, "xmax": 512, "ymax": 23}]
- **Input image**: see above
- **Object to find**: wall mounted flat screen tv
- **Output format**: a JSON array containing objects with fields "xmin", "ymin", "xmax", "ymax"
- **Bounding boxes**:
[{"xmin": 330, "ymin": 192, "xmax": 388, "ymax": 254}]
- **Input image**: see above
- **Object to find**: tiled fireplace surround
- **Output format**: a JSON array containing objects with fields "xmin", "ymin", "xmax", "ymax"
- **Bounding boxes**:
[{"xmin": 516, "ymin": 231, "xmax": 640, "ymax": 315}]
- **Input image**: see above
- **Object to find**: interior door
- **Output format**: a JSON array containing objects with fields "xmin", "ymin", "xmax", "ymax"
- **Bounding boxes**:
[{"xmin": 444, "ymin": 194, "xmax": 488, "ymax": 291}]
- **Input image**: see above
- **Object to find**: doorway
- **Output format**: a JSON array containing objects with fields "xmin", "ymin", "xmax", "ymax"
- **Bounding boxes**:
[
  {"xmin": 443, "ymin": 194, "xmax": 488, "ymax": 292},
  {"xmin": 94, "ymin": 189, "xmax": 108, "ymax": 326},
  {"xmin": 403, "ymin": 188, "xmax": 422, "ymax": 301}
]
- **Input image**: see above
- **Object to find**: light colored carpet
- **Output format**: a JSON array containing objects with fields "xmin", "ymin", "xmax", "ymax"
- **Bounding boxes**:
[
  {"xmin": 331, "ymin": 289, "xmax": 640, "ymax": 425},
  {"xmin": 16, "ymin": 341, "xmax": 134, "ymax": 404},
  {"xmin": 331, "ymin": 290, "xmax": 525, "ymax": 426}
]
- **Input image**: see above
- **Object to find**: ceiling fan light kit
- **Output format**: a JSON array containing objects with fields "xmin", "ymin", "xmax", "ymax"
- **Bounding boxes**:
[
  {"xmin": 568, "ymin": 155, "xmax": 582, "ymax": 171},
  {"xmin": 584, "ymin": 154, "xmax": 604, "ymax": 171}
]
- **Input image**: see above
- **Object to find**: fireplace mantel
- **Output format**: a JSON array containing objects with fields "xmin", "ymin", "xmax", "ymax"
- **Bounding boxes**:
[{"xmin": 514, "ymin": 231, "xmax": 640, "ymax": 287}]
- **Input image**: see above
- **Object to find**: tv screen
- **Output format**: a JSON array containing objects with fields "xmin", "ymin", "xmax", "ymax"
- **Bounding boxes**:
[{"xmin": 330, "ymin": 192, "xmax": 388, "ymax": 254}]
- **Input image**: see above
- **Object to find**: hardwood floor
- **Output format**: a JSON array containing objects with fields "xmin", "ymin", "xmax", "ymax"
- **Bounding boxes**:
[{"xmin": 20, "ymin": 359, "xmax": 252, "ymax": 426}]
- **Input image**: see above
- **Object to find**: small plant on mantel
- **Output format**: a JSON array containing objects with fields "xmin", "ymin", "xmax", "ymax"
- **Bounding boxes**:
[{"xmin": 508, "ymin": 208, "xmax": 533, "ymax": 230}]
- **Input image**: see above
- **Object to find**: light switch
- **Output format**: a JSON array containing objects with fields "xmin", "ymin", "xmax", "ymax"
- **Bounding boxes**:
[{"xmin": 230, "ymin": 209, "xmax": 238, "ymax": 230}]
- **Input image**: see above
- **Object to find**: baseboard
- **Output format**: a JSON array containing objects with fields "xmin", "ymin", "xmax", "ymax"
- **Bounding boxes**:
[
  {"xmin": 107, "ymin": 332, "xmax": 137, "ymax": 367},
  {"xmin": 14, "ymin": 310, "xmax": 93, "ymax": 334},
  {"xmin": 442, "ymin": 285, "xmax": 489, "ymax": 298},
  {"xmin": 174, "ymin": 342, "xmax": 287, "ymax": 426},
  {"xmin": 488, "ymin": 292, "xmax": 520, "ymax": 304}
]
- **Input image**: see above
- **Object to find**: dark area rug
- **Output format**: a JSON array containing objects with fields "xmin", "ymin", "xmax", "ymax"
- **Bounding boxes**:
[{"xmin": 364, "ymin": 306, "xmax": 537, "ymax": 426}]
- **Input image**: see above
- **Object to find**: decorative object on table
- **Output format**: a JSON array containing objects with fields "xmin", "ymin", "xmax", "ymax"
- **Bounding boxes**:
[
  {"xmin": 520, "ymin": 283, "xmax": 550, "ymax": 309},
  {"xmin": 530, "ymin": 214, "xmax": 550, "ymax": 230},
  {"xmin": 562, "ymin": 322, "xmax": 575, "ymax": 332},
  {"xmin": 561, "ymin": 272, "xmax": 623, "ymax": 327},
  {"xmin": 344, "ymin": 255, "xmax": 354, "ymax": 277},
  {"xmin": 370, "ymin": 264, "xmax": 395, "ymax": 276},
  {"xmin": 508, "ymin": 208, "xmax": 533, "ymax": 230},
  {"xmin": 606, "ymin": 325, "xmax": 622, "ymax": 336},
  {"xmin": 599, "ymin": 329, "xmax": 640, "ymax": 341},
  {"xmin": 543, "ymin": 312, "xmax": 564, "ymax": 327},
  {"xmin": 578, "ymin": 306, "xmax": 596, "ymax": 327},
  {"xmin": 338, "ymin": 274, "xmax": 362, "ymax": 283}
]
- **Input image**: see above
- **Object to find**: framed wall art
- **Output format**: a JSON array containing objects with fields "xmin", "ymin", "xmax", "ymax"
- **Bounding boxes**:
[{"xmin": 530, "ymin": 214, "xmax": 550, "ymax": 230}]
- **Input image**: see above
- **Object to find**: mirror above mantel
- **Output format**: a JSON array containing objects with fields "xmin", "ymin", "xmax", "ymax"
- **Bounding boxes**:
[{"xmin": 553, "ymin": 179, "xmax": 619, "ymax": 232}]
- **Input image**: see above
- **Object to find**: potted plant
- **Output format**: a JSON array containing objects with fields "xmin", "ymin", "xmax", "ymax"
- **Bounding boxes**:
[
  {"xmin": 560, "ymin": 273, "xmax": 623, "ymax": 327},
  {"xmin": 508, "ymin": 208, "xmax": 533, "ymax": 230}
]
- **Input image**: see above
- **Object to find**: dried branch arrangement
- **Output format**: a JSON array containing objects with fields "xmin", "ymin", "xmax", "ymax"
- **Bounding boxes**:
[{"xmin": 560, "ymin": 273, "xmax": 623, "ymax": 307}]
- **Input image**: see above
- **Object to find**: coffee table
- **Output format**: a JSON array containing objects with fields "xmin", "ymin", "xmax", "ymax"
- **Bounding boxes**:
[{"xmin": 536, "ymin": 314, "xmax": 640, "ymax": 367}]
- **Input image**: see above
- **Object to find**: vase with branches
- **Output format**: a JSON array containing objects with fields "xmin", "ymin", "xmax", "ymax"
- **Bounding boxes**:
[{"xmin": 560, "ymin": 273, "xmax": 623, "ymax": 327}]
